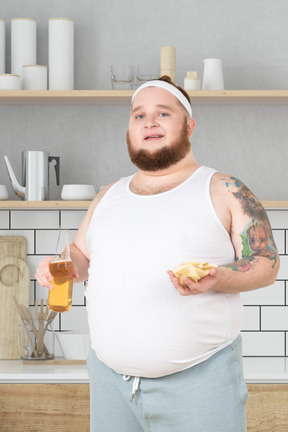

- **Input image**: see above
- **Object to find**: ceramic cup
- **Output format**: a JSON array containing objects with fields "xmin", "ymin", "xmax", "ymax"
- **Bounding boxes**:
[
  {"xmin": 0, "ymin": 74, "xmax": 21, "ymax": 89},
  {"xmin": 0, "ymin": 185, "xmax": 8, "ymax": 200},
  {"xmin": 22, "ymin": 65, "xmax": 47, "ymax": 90}
]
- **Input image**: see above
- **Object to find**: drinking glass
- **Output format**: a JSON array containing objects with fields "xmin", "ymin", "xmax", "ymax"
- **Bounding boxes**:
[
  {"xmin": 111, "ymin": 64, "xmax": 134, "ymax": 89},
  {"xmin": 135, "ymin": 64, "xmax": 159, "ymax": 87}
]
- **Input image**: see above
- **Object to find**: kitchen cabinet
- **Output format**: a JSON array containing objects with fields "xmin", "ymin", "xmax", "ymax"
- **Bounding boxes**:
[
  {"xmin": 246, "ymin": 384, "xmax": 288, "ymax": 431},
  {"xmin": 0, "ymin": 383, "xmax": 287, "ymax": 431},
  {"xmin": 0, "ymin": 383, "xmax": 90, "ymax": 432}
]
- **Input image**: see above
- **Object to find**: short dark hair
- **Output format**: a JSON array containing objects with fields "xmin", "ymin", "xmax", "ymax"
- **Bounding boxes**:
[{"xmin": 157, "ymin": 75, "xmax": 191, "ymax": 105}]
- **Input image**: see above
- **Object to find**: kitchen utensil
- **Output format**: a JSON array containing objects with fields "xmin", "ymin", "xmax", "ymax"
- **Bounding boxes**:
[
  {"xmin": 61, "ymin": 184, "xmax": 96, "ymax": 200},
  {"xmin": 35, "ymin": 299, "xmax": 49, "ymax": 357},
  {"xmin": 202, "ymin": 58, "xmax": 224, "ymax": 90},
  {"xmin": 16, "ymin": 301, "xmax": 55, "ymax": 360},
  {"xmin": 19, "ymin": 304, "xmax": 37, "ymax": 336},
  {"xmin": 0, "ymin": 236, "xmax": 30, "ymax": 359},
  {"xmin": 4, "ymin": 150, "xmax": 60, "ymax": 201},
  {"xmin": 43, "ymin": 311, "xmax": 57, "ymax": 334},
  {"xmin": 19, "ymin": 321, "xmax": 55, "ymax": 360},
  {"xmin": 13, "ymin": 297, "xmax": 38, "ymax": 357}
]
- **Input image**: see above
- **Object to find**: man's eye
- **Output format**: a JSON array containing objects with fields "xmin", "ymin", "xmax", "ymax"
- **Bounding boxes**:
[
  {"xmin": 160, "ymin": 112, "xmax": 168, "ymax": 117},
  {"xmin": 136, "ymin": 114, "xmax": 144, "ymax": 119}
]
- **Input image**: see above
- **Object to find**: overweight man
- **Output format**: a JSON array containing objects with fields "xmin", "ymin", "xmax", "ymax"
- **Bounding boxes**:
[{"xmin": 36, "ymin": 76, "xmax": 279, "ymax": 432}]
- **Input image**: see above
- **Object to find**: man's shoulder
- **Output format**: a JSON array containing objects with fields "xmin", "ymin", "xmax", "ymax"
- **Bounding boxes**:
[{"xmin": 211, "ymin": 171, "xmax": 247, "ymax": 193}]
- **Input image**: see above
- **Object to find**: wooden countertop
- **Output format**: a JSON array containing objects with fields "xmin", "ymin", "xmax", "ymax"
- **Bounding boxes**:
[{"xmin": 0, "ymin": 357, "xmax": 288, "ymax": 383}]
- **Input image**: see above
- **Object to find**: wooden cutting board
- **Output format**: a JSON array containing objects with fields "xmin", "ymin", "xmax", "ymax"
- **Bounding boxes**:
[{"xmin": 0, "ymin": 236, "xmax": 30, "ymax": 359}]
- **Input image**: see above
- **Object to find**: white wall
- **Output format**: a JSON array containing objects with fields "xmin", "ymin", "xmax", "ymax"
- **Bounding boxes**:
[{"xmin": 0, "ymin": 0, "xmax": 287, "ymax": 200}]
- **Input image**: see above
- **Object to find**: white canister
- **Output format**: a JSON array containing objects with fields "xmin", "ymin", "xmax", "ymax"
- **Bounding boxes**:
[
  {"xmin": 0, "ymin": 20, "xmax": 5, "ymax": 74},
  {"xmin": 202, "ymin": 58, "xmax": 224, "ymax": 90},
  {"xmin": 11, "ymin": 18, "xmax": 37, "ymax": 87},
  {"xmin": 184, "ymin": 71, "xmax": 201, "ymax": 90},
  {"xmin": 22, "ymin": 65, "xmax": 47, "ymax": 90},
  {"xmin": 0, "ymin": 74, "xmax": 21, "ymax": 89},
  {"xmin": 49, "ymin": 18, "xmax": 74, "ymax": 90}
]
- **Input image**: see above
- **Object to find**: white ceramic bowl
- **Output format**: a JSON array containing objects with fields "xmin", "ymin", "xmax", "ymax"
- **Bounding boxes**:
[
  {"xmin": 61, "ymin": 184, "xmax": 96, "ymax": 200},
  {"xmin": 0, "ymin": 185, "xmax": 8, "ymax": 200},
  {"xmin": 55, "ymin": 332, "xmax": 91, "ymax": 360}
]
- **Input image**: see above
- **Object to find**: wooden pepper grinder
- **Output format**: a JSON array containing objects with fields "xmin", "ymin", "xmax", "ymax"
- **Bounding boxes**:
[{"xmin": 160, "ymin": 46, "xmax": 176, "ymax": 83}]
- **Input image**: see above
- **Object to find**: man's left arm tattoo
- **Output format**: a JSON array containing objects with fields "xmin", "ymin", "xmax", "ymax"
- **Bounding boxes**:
[{"xmin": 223, "ymin": 177, "xmax": 278, "ymax": 272}]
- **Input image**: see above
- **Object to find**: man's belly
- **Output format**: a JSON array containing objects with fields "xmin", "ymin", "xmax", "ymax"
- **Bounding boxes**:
[{"xmin": 85, "ymin": 269, "xmax": 243, "ymax": 378}]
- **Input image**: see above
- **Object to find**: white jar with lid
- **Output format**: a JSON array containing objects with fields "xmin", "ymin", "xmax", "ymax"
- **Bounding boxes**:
[{"xmin": 184, "ymin": 71, "xmax": 201, "ymax": 90}]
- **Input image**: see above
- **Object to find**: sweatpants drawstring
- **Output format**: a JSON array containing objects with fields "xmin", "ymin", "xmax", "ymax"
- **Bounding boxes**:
[{"xmin": 123, "ymin": 375, "xmax": 141, "ymax": 402}]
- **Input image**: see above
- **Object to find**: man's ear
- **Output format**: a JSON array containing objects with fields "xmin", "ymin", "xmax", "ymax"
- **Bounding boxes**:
[{"xmin": 187, "ymin": 118, "xmax": 196, "ymax": 137}]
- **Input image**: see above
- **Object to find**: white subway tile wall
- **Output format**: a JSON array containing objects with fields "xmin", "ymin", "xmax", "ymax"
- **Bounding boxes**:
[
  {"xmin": 241, "ymin": 209, "xmax": 287, "ymax": 356},
  {"xmin": 0, "ymin": 208, "xmax": 88, "ymax": 335},
  {"xmin": 0, "ymin": 207, "xmax": 286, "ymax": 357}
]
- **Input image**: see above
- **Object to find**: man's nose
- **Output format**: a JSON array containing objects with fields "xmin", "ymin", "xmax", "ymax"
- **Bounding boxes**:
[{"xmin": 144, "ymin": 115, "xmax": 158, "ymax": 128}]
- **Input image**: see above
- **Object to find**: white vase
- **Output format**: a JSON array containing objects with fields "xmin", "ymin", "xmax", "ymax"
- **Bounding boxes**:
[
  {"xmin": 49, "ymin": 18, "xmax": 74, "ymax": 90},
  {"xmin": 22, "ymin": 65, "xmax": 47, "ymax": 90},
  {"xmin": 202, "ymin": 58, "xmax": 224, "ymax": 90},
  {"xmin": 11, "ymin": 18, "xmax": 37, "ymax": 88},
  {"xmin": 0, "ymin": 20, "xmax": 5, "ymax": 74}
]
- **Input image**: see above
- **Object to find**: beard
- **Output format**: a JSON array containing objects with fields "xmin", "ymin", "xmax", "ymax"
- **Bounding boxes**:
[{"xmin": 126, "ymin": 122, "xmax": 191, "ymax": 171}]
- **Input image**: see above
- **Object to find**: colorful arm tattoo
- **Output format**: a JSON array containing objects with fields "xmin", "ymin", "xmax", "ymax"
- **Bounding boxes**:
[{"xmin": 223, "ymin": 177, "xmax": 278, "ymax": 271}]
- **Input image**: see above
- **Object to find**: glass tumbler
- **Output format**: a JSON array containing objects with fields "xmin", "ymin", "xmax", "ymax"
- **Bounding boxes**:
[{"xmin": 111, "ymin": 65, "xmax": 134, "ymax": 89}]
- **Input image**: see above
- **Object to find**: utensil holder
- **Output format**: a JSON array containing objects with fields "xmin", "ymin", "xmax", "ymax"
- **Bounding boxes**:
[{"xmin": 19, "ymin": 320, "xmax": 55, "ymax": 360}]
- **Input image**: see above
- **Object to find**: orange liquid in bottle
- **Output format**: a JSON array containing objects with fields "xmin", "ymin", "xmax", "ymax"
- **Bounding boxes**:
[{"xmin": 48, "ymin": 260, "xmax": 74, "ymax": 313}]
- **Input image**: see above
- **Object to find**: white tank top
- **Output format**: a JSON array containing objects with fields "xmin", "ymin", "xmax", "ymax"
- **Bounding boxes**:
[{"xmin": 86, "ymin": 166, "xmax": 243, "ymax": 378}]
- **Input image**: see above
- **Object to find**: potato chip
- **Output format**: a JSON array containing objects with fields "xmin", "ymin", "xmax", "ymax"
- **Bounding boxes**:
[{"xmin": 173, "ymin": 261, "xmax": 217, "ymax": 285}]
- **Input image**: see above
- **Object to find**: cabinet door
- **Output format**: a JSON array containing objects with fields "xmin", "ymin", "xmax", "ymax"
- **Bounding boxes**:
[
  {"xmin": 0, "ymin": 384, "xmax": 90, "ymax": 432},
  {"xmin": 246, "ymin": 384, "xmax": 288, "ymax": 431}
]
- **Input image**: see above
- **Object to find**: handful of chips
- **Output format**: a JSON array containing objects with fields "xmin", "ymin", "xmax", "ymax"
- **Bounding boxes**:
[{"xmin": 173, "ymin": 261, "xmax": 217, "ymax": 286}]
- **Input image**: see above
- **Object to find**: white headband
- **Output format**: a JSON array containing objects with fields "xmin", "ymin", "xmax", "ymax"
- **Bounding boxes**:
[{"xmin": 131, "ymin": 80, "xmax": 192, "ymax": 117}]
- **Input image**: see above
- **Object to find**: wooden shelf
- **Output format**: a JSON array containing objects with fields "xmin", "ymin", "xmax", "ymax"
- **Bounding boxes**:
[
  {"xmin": 0, "ymin": 201, "xmax": 91, "ymax": 209},
  {"xmin": 1, "ymin": 90, "xmax": 288, "ymax": 106},
  {"xmin": 0, "ymin": 200, "xmax": 287, "ymax": 209}
]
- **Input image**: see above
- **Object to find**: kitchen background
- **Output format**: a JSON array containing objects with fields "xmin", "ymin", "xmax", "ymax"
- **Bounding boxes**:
[{"xmin": 0, "ymin": 0, "xmax": 287, "ymax": 358}]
